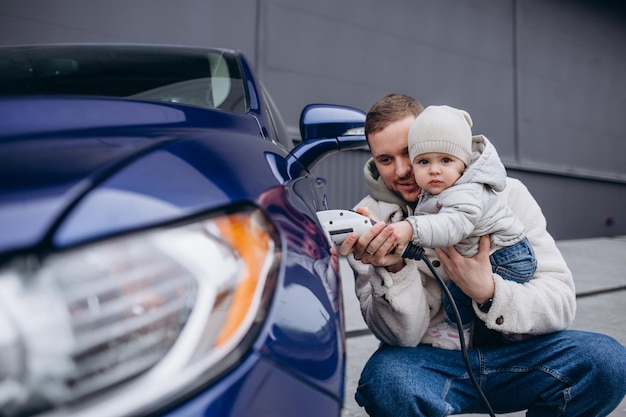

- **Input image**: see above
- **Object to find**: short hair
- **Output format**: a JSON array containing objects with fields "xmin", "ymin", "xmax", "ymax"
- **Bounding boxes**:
[{"xmin": 364, "ymin": 93, "xmax": 425, "ymax": 139}]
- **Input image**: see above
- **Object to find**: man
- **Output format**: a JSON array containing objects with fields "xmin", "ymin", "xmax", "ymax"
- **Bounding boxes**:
[{"xmin": 338, "ymin": 93, "xmax": 626, "ymax": 416}]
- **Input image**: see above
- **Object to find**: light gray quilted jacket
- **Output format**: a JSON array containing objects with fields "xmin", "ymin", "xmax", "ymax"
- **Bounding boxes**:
[{"xmin": 409, "ymin": 134, "xmax": 525, "ymax": 256}]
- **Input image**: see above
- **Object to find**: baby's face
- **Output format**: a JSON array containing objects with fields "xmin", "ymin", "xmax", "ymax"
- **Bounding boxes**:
[{"xmin": 412, "ymin": 152, "xmax": 465, "ymax": 195}]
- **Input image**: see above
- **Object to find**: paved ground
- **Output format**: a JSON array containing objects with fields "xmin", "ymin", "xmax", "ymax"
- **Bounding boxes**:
[{"xmin": 340, "ymin": 235, "xmax": 626, "ymax": 417}]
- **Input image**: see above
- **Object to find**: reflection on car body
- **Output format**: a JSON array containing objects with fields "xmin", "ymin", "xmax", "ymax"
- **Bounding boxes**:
[{"xmin": 0, "ymin": 44, "xmax": 367, "ymax": 417}]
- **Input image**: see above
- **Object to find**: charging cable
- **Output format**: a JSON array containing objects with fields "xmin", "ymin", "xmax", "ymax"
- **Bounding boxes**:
[
  {"xmin": 316, "ymin": 208, "xmax": 497, "ymax": 415},
  {"xmin": 402, "ymin": 243, "xmax": 497, "ymax": 417}
]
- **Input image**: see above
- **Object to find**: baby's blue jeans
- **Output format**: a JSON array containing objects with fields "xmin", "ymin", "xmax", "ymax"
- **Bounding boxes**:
[{"xmin": 445, "ymin": 237, "xmax": 537, "ymax": 327}]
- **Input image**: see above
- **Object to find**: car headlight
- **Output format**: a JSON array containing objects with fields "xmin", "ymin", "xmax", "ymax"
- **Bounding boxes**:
[{"xmin": 0, "ymin": 207, "xmax": 280, "ymax": 417}]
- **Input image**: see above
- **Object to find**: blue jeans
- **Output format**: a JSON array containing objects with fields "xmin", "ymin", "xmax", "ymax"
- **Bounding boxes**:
[
  {"xmin": 355, "ymin": 330, "xmax": 626, "ymax": 416},
  {"xmin": 446, "ymin": 238, "xmax": 537, "ymax": 327}
]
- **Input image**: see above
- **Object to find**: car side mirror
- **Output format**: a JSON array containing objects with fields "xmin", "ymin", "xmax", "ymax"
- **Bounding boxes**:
[
  {"xmin": 299, "ymin": 104, "xmax": 365, "ymax": 141},
  {"xmin": 267, "ymin": 104, "xmax": 368, "ymax": 183}
]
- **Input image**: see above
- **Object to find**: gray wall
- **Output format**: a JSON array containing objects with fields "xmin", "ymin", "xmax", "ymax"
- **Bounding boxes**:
[{"xmin": 1, "ymin": 0, "xmax": 625, "ymax": 240}]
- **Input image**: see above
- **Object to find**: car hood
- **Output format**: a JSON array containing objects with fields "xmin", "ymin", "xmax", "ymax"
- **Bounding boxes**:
[{"xmin": 0, "ymin": 97, "xmax": 285, "ymax": 255}]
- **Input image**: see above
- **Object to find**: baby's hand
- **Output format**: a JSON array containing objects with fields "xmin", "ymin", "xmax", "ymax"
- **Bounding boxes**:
[{"xmin": 387, "ymin": 220, "xmax": 414, "ymax": 252}]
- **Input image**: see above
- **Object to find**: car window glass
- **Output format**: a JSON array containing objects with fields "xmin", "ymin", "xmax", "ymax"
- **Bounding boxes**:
[
  {"xmin": 0, "ymin": 45, "xmax": 248, "ymax": 114},
  {"xmin": 208, "ymin": 52, "xmax": 230, "ymax": 107},
  {"xmin": 260, "ymin": 83, "xmax": 293, "ymax": 150}
]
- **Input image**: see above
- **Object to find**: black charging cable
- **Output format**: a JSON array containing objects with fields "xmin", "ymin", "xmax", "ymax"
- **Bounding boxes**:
[{"xmin": 402, "ymin": 243, "xmax": 497, "ymax": 417}]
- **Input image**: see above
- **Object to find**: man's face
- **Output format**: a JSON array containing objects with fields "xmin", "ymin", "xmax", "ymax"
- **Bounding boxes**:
[{"xmin": 368, "ymin": 115, "xmax": 421, "ymax": 203}]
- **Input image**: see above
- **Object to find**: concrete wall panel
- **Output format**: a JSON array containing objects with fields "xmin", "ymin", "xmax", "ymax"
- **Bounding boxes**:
[
  {"xmin": 0, "ymin": 0, "xmax": 257, "ymax": 60},
  {"xmin": 260, "ymin": 0, "xmax": 517, "ymax": 160},
  {"xmin": 516, "ymin": 0, "xmax": 626, "ymax": 179},
  {"xmin": 0, "ymin": 0, "xmax": 624, "ymax": 238}
]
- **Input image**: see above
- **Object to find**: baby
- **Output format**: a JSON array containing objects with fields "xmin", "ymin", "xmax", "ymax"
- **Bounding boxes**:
[{"xmin": 392, "ymin": 105, "xmax": 537, "ymax": 349}]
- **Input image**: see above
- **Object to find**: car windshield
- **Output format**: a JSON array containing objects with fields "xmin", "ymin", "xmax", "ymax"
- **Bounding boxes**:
[{"xmin": 0, "ymin": 44, "xmax": 247, "ymax": 113}]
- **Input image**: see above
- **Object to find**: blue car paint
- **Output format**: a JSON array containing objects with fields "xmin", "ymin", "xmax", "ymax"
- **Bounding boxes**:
[
  {"xmin": 0, "ymin": 97, "xmax": 270, "ymax": 252},
  {"xmin": 0, "ymin": 98, "xmax": 345, "ymax": 413},
  {"xmin": 161, "ymin": 353, "xmax": 341, "ymax": 417},
  {"xmin": 0, "ymin": 45, "xmax": 368, "ymax": 417}
]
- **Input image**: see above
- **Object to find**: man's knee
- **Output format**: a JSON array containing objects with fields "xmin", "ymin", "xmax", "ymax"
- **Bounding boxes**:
[
  {"xmin": 356, "ymin": 347, "xmax": 414, "ymax": 404},
  {"xmin": 355, "ymin": 346, "xmax": 452, "ymax": 417},
  {"xmin": 583, "ymin": 333, "xmax": 626, "ymax": 397},
  {"xmin": 558, "ymin": 331, "xmax": 626, "ymax": 415}
]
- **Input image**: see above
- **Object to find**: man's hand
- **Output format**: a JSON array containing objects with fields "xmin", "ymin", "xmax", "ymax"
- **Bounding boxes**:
[
  {"xmin": 434, "ymin": 235, "xmax": 494, "ymax": 304},
  {"xmin": 338, "ymin": 207, "xmax": 405, "ymax": 271}
]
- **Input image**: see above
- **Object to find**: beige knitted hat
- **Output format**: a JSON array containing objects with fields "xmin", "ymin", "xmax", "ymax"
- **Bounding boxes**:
[{"xmin": 408, "ymin": 105, "xmax": 473, "ymax": 166}]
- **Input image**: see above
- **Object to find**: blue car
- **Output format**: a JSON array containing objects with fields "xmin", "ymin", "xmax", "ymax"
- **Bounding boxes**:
[{"xmin": 0, "ymin": 44, "xmax": 367, "ymax": 417}]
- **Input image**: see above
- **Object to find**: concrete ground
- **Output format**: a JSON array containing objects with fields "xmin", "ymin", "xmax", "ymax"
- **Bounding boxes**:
[{"xmin": 340, "ymin": 235, "xmax": 626, "ymax": 417}]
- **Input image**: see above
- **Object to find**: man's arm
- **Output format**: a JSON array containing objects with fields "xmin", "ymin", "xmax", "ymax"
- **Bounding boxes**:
[
  {"xmin": 339, "ymin": 198, "xmax": 435, "ymax": 346},
  {"xmin": 434, "ymin": 235, "xmax": 494, "ymax": 304}
]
